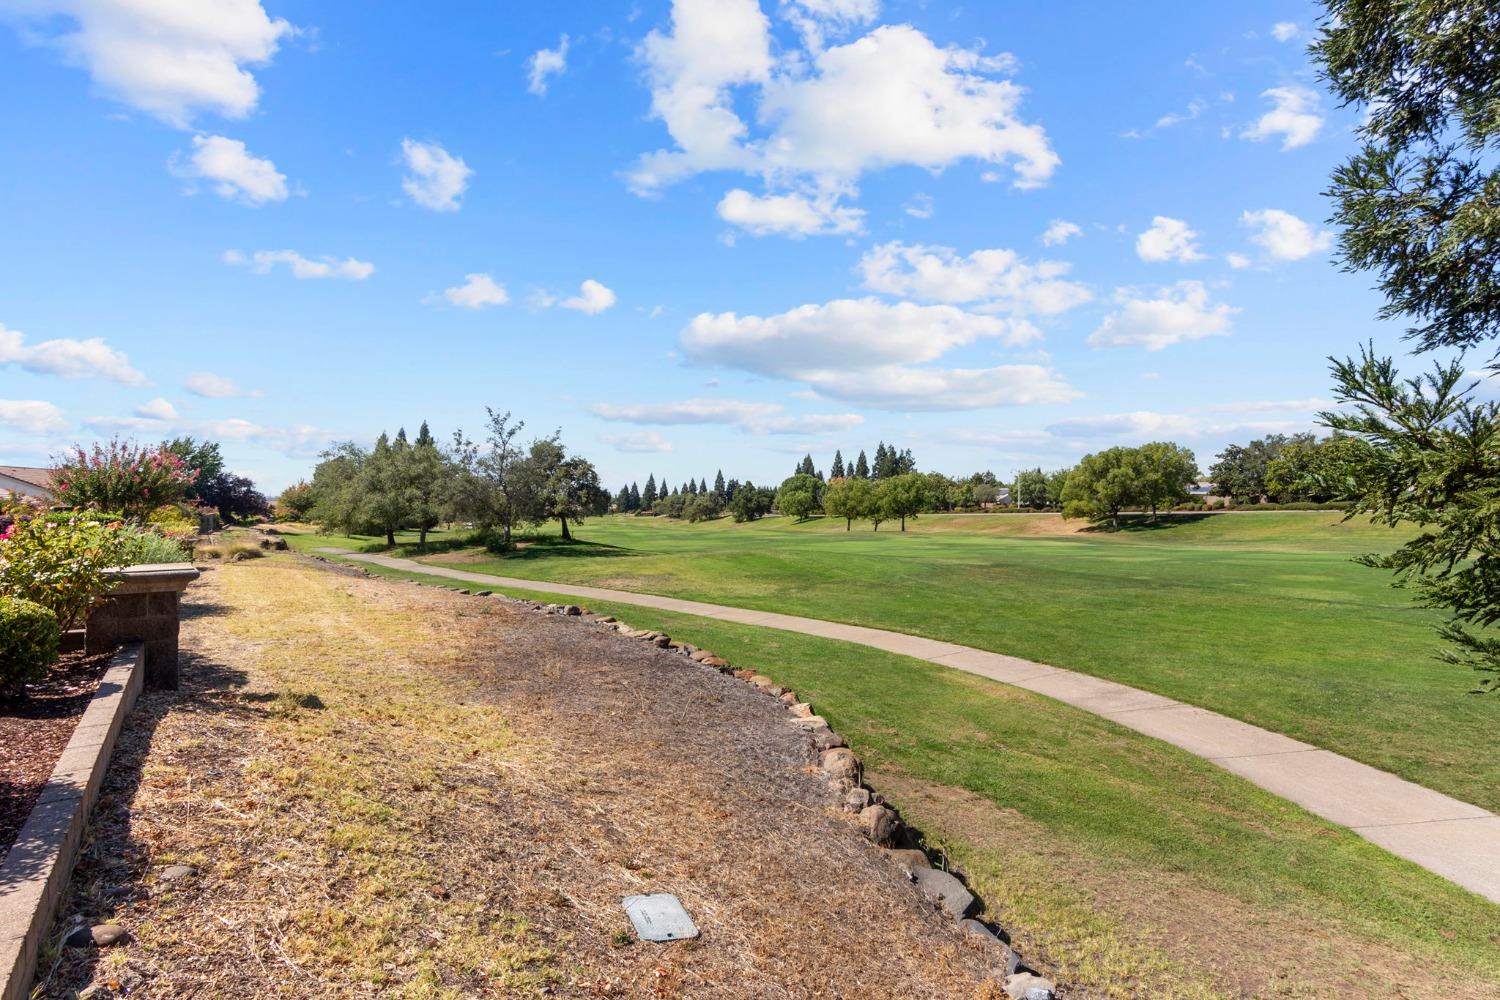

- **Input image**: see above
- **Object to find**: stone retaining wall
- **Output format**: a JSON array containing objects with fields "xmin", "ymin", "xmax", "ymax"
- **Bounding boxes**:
[{"xmin": 86, "ymin": 564, "xmax": 199, "ymax": 689}]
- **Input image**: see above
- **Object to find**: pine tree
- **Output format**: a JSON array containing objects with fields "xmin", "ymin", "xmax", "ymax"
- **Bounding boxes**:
[
  {"xmin": 798, "ymin": 454, "xmax": 816, "ymax": 476},
  {"xmin": 873, "ymin": 442, "xmax": 891, "ymax": 478},
  {"xmin": 700, "ymin": 477, "xmax": 708, "ymax": 494},
  {"xmin": 629, "ymin": 482, "xmax": 641, "ymax": 509},
  {"xmin": 830, "ymin": 450, "xmax": 845, "ymax": 479},
  {"xmin": 854, "ymin": 450, "xmax": 870, "ymax": 478},
  {"xmin": 643, "ymin": 475, "xmax": 657, "ymax": 506},
  {"xmin": 714, "ymin": 470, "xmax": 726, "ymax": 496}
]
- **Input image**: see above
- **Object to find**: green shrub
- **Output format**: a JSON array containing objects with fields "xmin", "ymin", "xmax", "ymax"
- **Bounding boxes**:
[
  {"xmin": 0, "ymin": 513, "xmax": 129, "ymax": 631},
  {"xmin": 0, "ymin": 596, "xmax": 59, "ymax": 689},
  {"xmin": 119, "ymin": 527, "xmax": 191, "ymax": 565}
]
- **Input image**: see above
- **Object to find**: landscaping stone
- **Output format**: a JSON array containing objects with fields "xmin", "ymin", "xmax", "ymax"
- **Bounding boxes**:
[
  {"xmin": 809, "ymin": 727, "xmax": 846, "ymax": 751},
  {"xmin": 563, "ymin": 605, "xmax": 582, "ymax": 616},
  {"xmin": 780, "ymin": 691, "xmax": 798, "ymax": 704},
  {"xmin": 158, "ymin": 864, "xmax": 197, "ymax": 881},
  {"xmin": 702, "ymin": 656, "xmax": 730, "ymax": 668},
  {"xmin": 860, "ymin": 804, "xmax": 899, "ymax": 845},
  {"xmin": 732, "ymin": 669, "xmax": 756, "ymax": 680},
  {"xmin": 844, "ymin": 786, "xmax": 871, "ymax": 813},
  {"xmin": 475, "ymin": 590, "xmax": 492, "ymax": 597},
  {"xmin": 912, "ymin": 867, "xmax": 975, "ymax": 920},
  {"xmin": 598, "ymin": 615, "xmax": 616, "ymax": 623},
  {"xmin": 1003, "ymin": 972, "xmax": 1055, "ymax": 999},
  {"xmin": 652, "ymin": 634, "xmax": 672, "ymax": 648},
  {"xmin": 887, "ymin": 848, "xmax": 931, "ymax": 872},
  {"xmin": 788, "ymin": 702, "xmax": 814, "ymax": 718},
  {"xmin": 689, "ymin": 649, "xmax": 713, "ymax": 663},
  {"xmin": 820, "ymin": 747, "xmax": 859, "ymax": 782},
  {"xmin": 67, "ymin": 924, "xmax": 130, "ymax": 948},
  {"xmin": 750, "ymin": 676, "xmax": 785, "ymax": 695}
]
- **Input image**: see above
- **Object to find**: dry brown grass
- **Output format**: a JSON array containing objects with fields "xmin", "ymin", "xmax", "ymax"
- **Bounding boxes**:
[{"xmin": 38, "ymin": 556, "xmax": 1010, "ymax": 998}]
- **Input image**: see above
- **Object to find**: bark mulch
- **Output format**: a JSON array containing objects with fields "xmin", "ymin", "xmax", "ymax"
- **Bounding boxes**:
[{"xmin": 0, "ymin": 648, "xmax": 117, "ymax": 857}]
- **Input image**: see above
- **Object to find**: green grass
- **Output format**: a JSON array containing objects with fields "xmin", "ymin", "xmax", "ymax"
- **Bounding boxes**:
[
  {"xmin": 288, "ymin": 551, "xmax": 1500, "ymax": 997},
  {"xmin": 288, "ymin": 512, "xmax": 1499, "ymax": 813}
]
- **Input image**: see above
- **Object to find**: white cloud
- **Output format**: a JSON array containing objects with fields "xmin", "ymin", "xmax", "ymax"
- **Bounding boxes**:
[
  {"xmin": 1211, "ymin": 397, "xmax": 1331, "ymax": 413},
  {"xmin": 527, "ymin": 34, "xmax": 569, "ymax": 95},
  {"xmin": 1040, "ymin": 220, "xmax": 1081, "ymax": 246},
  {"xmin": 225, "ymin": 249, "xmax": 374, "ymax": 280},
  {"xmin": 592, "ymin": 397, "xmax": 863, "ymax": 435},
  {"xmin": 561, "ymin": 279, "xmax": 617, "ymax": 314},
  {"xmin": 427, "ymin": 272, "xmax": 509, "ymax": 309},
  {"xmin": 592, "ymin": 398, "xmax": 781, "ymax": 425},
  {"xmin": 1154, "ymin": 98, "xmax": 1206, "ymax": 129},
  {"xmin": 804, "ymin": 363, "xmax": 1079, "ymax": 410},
  {"xmin": 0, "ymin": 0, "xmax": 294, "ymax": 127},
  {"xmin": 1242, "ymin": 86, "xmax": 1323, "ymax": 150},
  {"xmin": 174, "ymin": 135, "xmax": 287, "ymax": 204},
  {"xmin": 680, "ymin": 297, "xmax": 1073, "ymax": 410},
  {"xmin": 601, "ymin": 430, "xmax": 674, "ymax": 453},
  {"xmin": 716, "ymin": 188, "xmax": 864, "ymax": 237},
  {"xmin": 858, "ymin": 241, "xmax": 1091, "ymax": 316},
  {"xmin": 0, "ymin": 322, "xmax": 144, "ymax": 383},
  {"xmin": 903, "ymin": 193, "xmax": 934, "ymax": 219},
  {"xmin": 134, "ymin": 397, "xmax": 177, "ymax": 420},
  {"xmin": 400, "ymin": 138, "xmax": 472, "ymax": 212},
  {"xmin": 1136, "ymin": 216, "xmax": 1204, "ymax": 263},
  {"xmin": 1240, "ymin": 208, "xmax": 1333, "ymax": 261},
  {"xmin": 1088, "ymin": 281, "xmax": 1237, "ymax": 351},
  {"xmin": 0, "ymin": 399, "xmax": 66, "ymax": 434},
  {"xmin": 781, "ymin": 0, "xmax": 879, "ymax": 48},
  {"xmin": 1047, "ymin": 411, "xmax": 1202, "ymax": 439},
  {"xmin": 1227, "ymin": 252, "xmax": 1252, "ymax": 269},
  {"xmin": 184, "ymin": 371, "xmax": 257, "ymax": 398},
  {"xmin": 1271, "ymin": 22, "xmax": 1299, "ymax": 42},
  {"xmin": 630, "ymin": 3, "xmax": 1057, "ymax": 208}
]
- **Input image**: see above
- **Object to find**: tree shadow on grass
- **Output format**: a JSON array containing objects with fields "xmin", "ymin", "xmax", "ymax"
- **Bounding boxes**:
[
  {"xmin": 1078, "ymin": 512, "xmax": 1218, "ymax": 534},
  {"xmin": 502, "ymin": 537, "xmax": 636, "ymax": 562}
]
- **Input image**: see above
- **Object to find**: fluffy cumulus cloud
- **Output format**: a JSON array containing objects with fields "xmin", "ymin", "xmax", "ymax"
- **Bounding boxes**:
[
  {"xmin": 1047, "ymin": 410, "xmax": 1202, "ymax": 439},
  {"xmin": 1040, "ymin": 219, "xmax": 1080, "ymax": 246},
  {"xmin": 561, "ymin": 279, "xmax": 617, "ymax": 314},
  {"xmin": 680, "ymin": 297, "xmax": 1075, "ymax": 410},
  {"xmin": 1088, "ymin": 281, "xmax": 1236, "ymax": 351},
  {"xmin": 1242, "ymin": 86, "xmax": 1323, "ymax": 149},
  {"xmin": 184, "ymin": 371, "xmax": 257, "ymax": 398},
  {"xmin": 1135, "ymin": 216, "xmax": 1204, "ymax": 263},
  {"xmin": 716, "ymin": 188, "xmax": 864, "ymax": 237},
  {"xmin": 591, "ymin": 397, "xmax": 862, "ymax": 435},
  {"xmin": 428, "ymin": 272, "xmax": 508, "ymax": 309},
  {"xmin": 401, "ymin": 138, "xmax": 472, "ymax": 212},
  {"xmin": 1240, "ymin": 208, "xmax": 1332, "ymax": 261},
  {"xmin": 1271, "ymin": 22, "xmax": 1299, "ymax": 42},
  {"xmin": 174, "ymin": 135, "xmax": 287, "ymax": 204},
  {"xmin": 858, "ymin": 241, "xmax": 1090, "ymax": 317},
  {"xmin": 134, "ymin": 397, "xmax": 177, "ymax": 420},
  {"xmin": 527, "ymin": 34, "xmax": 569, "ymax": 95},
  {"xmin": 224, "ymin": 249, "xmax": 374, "ymax": 280},
  {"xmin": 0, "ymin": 0, "xmax": 294, "ymax": 127},
  {"xmin": 601, "ymin": 430, "xmax": 674, "ymax": 453},
  {"xmin": 0, "ymin": 322, "xmax": 144, "ymax": 383},
  {"xmin": 630, "ymin": 1, "xmax": 1056, "ymax": 231},
  {"xmin": 0, "ymin": 399, "xmax": 67, "ymax": 434}
]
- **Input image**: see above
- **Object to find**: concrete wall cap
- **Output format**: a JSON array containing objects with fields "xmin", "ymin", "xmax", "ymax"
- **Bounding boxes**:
[{"xmin": 103, "ymin": 563, "xmax": 200, "ymax": 594}]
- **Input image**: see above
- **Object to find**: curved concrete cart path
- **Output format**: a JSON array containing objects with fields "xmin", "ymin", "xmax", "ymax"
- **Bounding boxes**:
[{"xmin": 318, "ymin": 547, "xmax": 1500, "ymax": 905}]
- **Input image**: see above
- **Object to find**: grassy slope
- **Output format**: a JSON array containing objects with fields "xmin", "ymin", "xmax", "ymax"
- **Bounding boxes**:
[
  {"xmin": 288, "ymin": 512, "xmax": 1498, "ymax": 812},
  {"xmin": 295, "ymin": 550, "xmax": 1500, "ymax": 998}
]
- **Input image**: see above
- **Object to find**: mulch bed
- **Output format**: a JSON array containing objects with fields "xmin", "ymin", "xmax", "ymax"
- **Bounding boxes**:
[{"xmin": 0, "ymin": 649, "xmax": 117, "ymax": 857}]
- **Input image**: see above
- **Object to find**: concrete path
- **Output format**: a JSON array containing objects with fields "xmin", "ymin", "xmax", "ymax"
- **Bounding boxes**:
[{"xmin": 318, "ymin": 547, "xmax": 1500, "ymax": 905}]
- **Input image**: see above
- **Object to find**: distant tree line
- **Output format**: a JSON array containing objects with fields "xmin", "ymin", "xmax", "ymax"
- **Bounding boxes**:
[{"xmin": 283, "ymin": 412, "xmax": 608, "ymax": 549}]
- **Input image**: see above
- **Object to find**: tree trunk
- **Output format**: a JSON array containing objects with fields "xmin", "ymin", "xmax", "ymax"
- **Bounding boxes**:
[
  {"xmin": 845, "ymin": 517, "xmax": 852, "ymax": 530},
  {"xmin": 419, "ymin": 525, "xmax": 428, "ymax": 551},
  {"xmin": 560, "ymin": 516, "xmax": 572, "ymax": 541},
  {"xmin": 386, "ymin": 527, "xmax": 396, "ymax": 546},
  {"xmin": 900, "ymin": 515, "xmax": 907, "ymax": 532}
]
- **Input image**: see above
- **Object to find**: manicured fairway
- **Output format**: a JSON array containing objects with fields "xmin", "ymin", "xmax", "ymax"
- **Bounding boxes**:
[
  {"xmin": 286, "ymin": 512, "xmax": 1500, "ymax": 813},
  {"xmin": 275, "ymin": 550, "xmax": 1500, "ymax": 998}
]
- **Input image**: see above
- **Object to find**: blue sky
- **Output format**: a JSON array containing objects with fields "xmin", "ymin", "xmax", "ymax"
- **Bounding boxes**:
[{"xmin": 0, "ymin": 0, "xmax": 1407, "ymax": 493}]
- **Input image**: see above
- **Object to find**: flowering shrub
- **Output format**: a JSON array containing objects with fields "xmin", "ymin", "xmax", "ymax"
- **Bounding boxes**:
[
  {"xmin": 53, "ymin": 439, "xmax": 196, "ymax": 521},
  {"xmin": 0, "ymin": 596, "xmax": 59, "ymax": 689},
  {"xmin": 0, "ymin": 510, "xmax": 129, "ymax": 631}
]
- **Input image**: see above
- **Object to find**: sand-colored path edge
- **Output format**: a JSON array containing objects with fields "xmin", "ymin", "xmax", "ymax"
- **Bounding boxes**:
[{"xmin": 317, "ymin": 547, "xmax": 1500, "ymax": 906}]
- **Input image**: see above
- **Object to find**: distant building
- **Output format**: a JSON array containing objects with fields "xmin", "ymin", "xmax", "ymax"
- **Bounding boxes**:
[
  {"xmin": 1187, "ymin": 480, "xmax": 1213, "ymax": 497},
  {"xmin": 0, "ymin": 465, "xmax": 55, "ymax": 500}
]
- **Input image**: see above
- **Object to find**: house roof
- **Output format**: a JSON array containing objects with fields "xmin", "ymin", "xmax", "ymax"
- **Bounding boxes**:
[{"xmin": 0, "ymin": 465, "xmax": 56, "ymax": 491}]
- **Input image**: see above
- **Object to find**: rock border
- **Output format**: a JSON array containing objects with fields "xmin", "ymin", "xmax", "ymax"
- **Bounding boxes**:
[
  {"xmin": 507, "ymin": 593, "xmax": 1058, "ymax": 999},
  {"xmin": 0, "ymin": 643, "xmax": 146, "ymax": 1000}
]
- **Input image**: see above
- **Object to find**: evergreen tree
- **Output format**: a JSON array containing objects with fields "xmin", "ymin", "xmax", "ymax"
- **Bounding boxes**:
[
  {"xmin": 854, "ymin": 450, "xmax": 870, "ymax": 478},
  {"xmin": 407, "ymin": 420, "xmax": 450, "ymax": 549},
  {"xmin": 797, "ymin": 454, "xmax": 816, "ymax": 476},
  {"xmin": 830, "ymin": 450, "xmax": 845, "ymax": 479},
  {"xmin": 629, "ymin": 482, "xmax": 641, "ymax": 509},
  {"xmin": 714, "ymin": 469, "xmax": 726, "ymax": 497},
  {"xmin": 643, "ymin": 475, "xmax": 657, "ymax": 507},
  {"xmin": 873, "ymin": 442, "xmax": 894, "ymax": 479},
  {"xmin": 699, "ymin": 477, "xmax": 708, "ymax": 494}
]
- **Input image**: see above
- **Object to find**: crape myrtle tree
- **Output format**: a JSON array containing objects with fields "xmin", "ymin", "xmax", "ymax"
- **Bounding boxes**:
[{"xmin": 1314, "ymin": 0, "xmax": 1500, "ymax": 690}]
